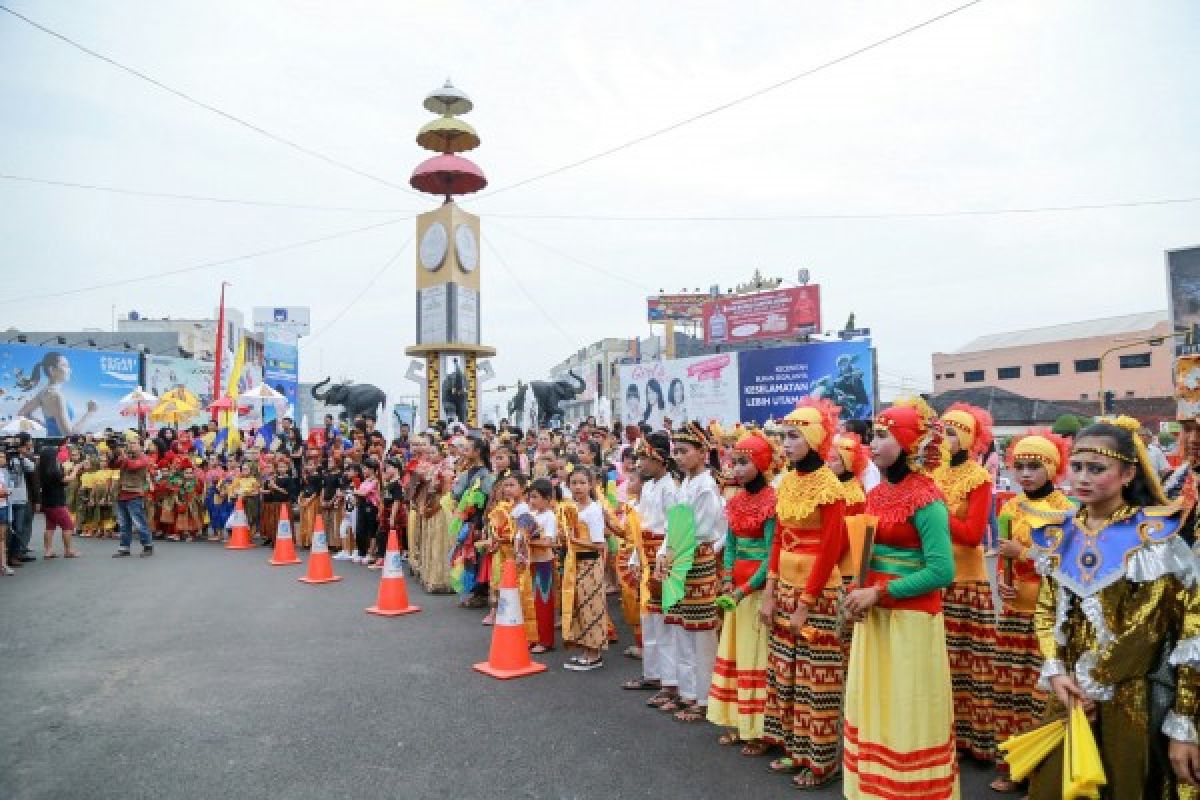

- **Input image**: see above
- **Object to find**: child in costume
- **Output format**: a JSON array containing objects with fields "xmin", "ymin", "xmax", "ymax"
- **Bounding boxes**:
[
  {"xmin": 635, "ymin": 433, "xmax": 681, "ymax": 705},
  {"xmin": 297, "ymin": 461, "xmax": 320, "ymax": 549},
  {"xmin": 1026, "ymin": 418, "xmax": 1198, "ymax": 799},
  {"xmin": 762, "ymin": 399, "xmax": 847, "ymax": 789},
  {"xmin": 526, "ymin": 477, "xmax": 559, "ymax": 652},
  {"xmin": 934, "ymin": 402, "xmax": 998, "ymax": 762},
  {"xmin": 842, "ymin": 398, "xmax": 959, "ymax": 800},
  {"xmin": 561, "ymin": 467, "xmax": 609, "ymax": 671},
  {"xmin": 707, "ymin": 429, "xmax": 776, "ymax": 757},
  {"xmin": 989, "ymin": 429, "xmax": 1074, "ymax": 794}
]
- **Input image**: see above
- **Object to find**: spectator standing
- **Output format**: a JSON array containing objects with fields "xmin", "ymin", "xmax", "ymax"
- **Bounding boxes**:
[
  {"xmin": 38, "ymin": 446, "xmax": 79, "ymax": 558},
  {"xmin": 6, "ymin": 435, "xmax": 37, "ymax": 562},
  {"xmin": 112, "ymin": 439, "xmax": 155, "ymax": 558}
]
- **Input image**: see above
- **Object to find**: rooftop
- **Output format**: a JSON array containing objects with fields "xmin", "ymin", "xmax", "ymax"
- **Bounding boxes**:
[{"xmin": 949, "ymin": 310, "xmax": 1167, "ymax": 354}]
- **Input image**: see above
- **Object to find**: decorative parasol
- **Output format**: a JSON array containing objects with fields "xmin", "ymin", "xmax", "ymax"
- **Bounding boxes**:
[
  {"xmin": 119, "ymin": 386, "xmax": 158, "ymax": 406},
  {"xmin": 416, "ymin": 116, "xmax": 480, "ymax": 154},
  {"xmin": 150, "ymin": 397, "xmax": 200, "ymax": 427},
  {"xmin": 0, "ymin": 416, "xmax": 47, "ymax": 436},
  {"xmin": 423, "ymin": 78, "xmax": 474, "ymax": 116},
  {"xmin": 410, "ymin": 154, "xmax": 487, "ymax": 202},
  {"xmin": 160, "ymin": 386, "xmax": 201, "ymax": 409},
  {"xmin": 120, "ymin": 402, "xmax": 155, "ymax": 418},
  {"xmin": 239, "ymin": 384, "xmax": 287, "ymax": 424}
]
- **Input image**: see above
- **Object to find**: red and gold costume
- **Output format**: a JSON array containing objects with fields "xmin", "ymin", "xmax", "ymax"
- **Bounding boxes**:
[
  {"xmin": 844, "ymin": 398, "xmax": 959, "ymax": 800},
  {"xmin": 763, "ymin": 398, "xmax": 847, "ymax": 782},
  {"xmin": 933, "ymin": 402, "xmax": 998, "ymax": 761}
]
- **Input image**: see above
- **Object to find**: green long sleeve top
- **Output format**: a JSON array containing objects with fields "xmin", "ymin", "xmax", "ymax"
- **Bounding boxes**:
[
  {"xmin": 722, "ymin": 517, "xmax": 776, "ymax": 593},
  {"xmin": 883, "ymin": 500, "xmax": 955, "ymax": 600}
]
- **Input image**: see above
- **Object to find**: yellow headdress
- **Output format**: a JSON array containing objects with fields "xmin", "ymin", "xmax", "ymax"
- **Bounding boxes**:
[{"xmin": 781, "ymin": 396, "xmax": 840, "ymax": 459}]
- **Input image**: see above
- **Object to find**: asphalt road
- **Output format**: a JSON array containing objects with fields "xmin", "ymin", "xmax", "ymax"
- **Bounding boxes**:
[{"xmin": 1, "ymin": 527, "xmax": 993, "ymax": 800}]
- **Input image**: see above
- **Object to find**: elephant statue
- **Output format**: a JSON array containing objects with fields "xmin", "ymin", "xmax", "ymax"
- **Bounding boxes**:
[
  {"xmin": 527, "ymin": 370, "xmax": 586, "ymax": 428},
  {"xmin": 441, "ymin": 358, "xmax": 468, "ymax": 423},
  {"xmin": 310, "ymin": 378, "xmax": 387, "ymax": 423}
]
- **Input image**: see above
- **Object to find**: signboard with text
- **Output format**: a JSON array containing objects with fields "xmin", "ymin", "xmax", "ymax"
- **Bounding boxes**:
[
  {"xmin": 738, "ymin": 340, "xmax": 873, "ymax": 425},
  {"xmin": 703, "ymin": 285, "xmax": 821, "ymax": 345},
  {"xmin": 646, "ymin": 293, "xmax": 710, "ymax": 323}
]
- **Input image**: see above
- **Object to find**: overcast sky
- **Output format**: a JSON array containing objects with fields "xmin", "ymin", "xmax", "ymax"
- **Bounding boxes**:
[{"xmin": 2, "ymin": 0, "xmax": 1197, "ymax": 415}]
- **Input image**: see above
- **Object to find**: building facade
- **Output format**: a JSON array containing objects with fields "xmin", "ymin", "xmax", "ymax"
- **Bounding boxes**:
[
  {"xmin": 547, "ymin": 338, "xmax": 638, "ymax": 427},
  {"xmin": 932, "ymin": 311, "xmax": 1172, "ymax": 406}
]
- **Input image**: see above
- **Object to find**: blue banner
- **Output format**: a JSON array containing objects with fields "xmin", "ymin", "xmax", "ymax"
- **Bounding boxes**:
[
  {"xmin": 0, "ymin": 343, "xmax": 140, "ymax": 436},
  {"xmin": 263, "ymin": 326, "xmax": 298, "ymax": 421},
  {"xmin": 738, "ymin": 341, "xmax": 874, "ymax": 425}
]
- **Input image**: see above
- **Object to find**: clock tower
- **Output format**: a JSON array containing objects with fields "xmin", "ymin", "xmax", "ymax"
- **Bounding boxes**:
[{"xmin": 406, "ymin": 80, "xmax": 494, "ymax": 429}]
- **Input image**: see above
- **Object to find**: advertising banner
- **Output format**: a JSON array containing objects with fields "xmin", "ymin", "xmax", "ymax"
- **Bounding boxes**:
[
  {"xmin": 0, "ymin": 344, "xmax": 139, "ymax": 436},
  {"xmin": 619, "ymin": 352, "xmax": 741, "ymax": 429},
  {"xmin": 646, "ymin": 293, "xmax": 710, "ymax": 323},
  {"xmin": 264, "ymin": 327, "xmax": 299, "ymax": 418},
  {"xmin": 1167, "ymin": 246, "xmax": 1200, "ymax": 355},
  {"xmin": 145, "ymin": 355, "xmax": 216, "ymax": 427},
  {"xmin": 252, "ymin": 306, "xmax": 310, "ymax": 336},
  {"xmin": 703, "ymin": 285, "xmax": 822, "ymax": 345},
  {"xmin": 738, "ymin": 340, "xmax": 874, "ymax": 425}
]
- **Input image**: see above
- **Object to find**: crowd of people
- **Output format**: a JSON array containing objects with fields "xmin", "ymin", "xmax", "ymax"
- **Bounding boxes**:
[{"xmin": 4, "ymin": 396, "xmax": 1199, "ymax": 799}]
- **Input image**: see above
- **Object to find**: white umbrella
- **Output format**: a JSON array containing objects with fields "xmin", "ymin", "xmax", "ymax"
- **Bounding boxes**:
[
  {"xmin": 119, "ymin": 386, "xmax": 159, "ymax": 406},
  {"xmin": 0, "ymin": 417, "xmax": 48, "ymax": 436},
  {"xmin": 238, "ymin": 384, "xmax": 286, "ymax": 425}
]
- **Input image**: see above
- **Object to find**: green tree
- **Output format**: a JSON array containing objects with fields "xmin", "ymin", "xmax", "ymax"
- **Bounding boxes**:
[{"xmin": 1052, "ymin": 415, "xmax": 1082, "ymax": 437}]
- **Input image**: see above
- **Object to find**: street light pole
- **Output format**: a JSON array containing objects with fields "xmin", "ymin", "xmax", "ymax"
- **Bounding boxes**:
[{"xmin": 1096, "ymin": 334, "xmax": 1173, "ymax": 415}]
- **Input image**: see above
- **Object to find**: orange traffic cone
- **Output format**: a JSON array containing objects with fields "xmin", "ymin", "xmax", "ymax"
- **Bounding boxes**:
[
  {"xmin": 298, "ymin": 514, "xmax": 342, "ymax": 584},
  {"xmin": 225, "ymin": 496, "xmax": 254, "ymax": 550},
  {"xmin": 474, "ymin": 559, "xmax": 547, "ymax": 680},
  {"xmin": 268, "ymin": 503, "xmax": 301, "ymax": 566},
  {"xmin": 366, "ymin": 530, "xmax": 420, "ymax": 616}
]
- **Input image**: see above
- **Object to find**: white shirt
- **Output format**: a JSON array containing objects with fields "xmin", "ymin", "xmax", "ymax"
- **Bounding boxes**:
[
  {"xmin": 659, "ymin": 469, "xmax": 725, "ymax": 555},
  {"xmin": 637, "ymin": 472, "xmax": 678, "ymax": 534},
  {"xmin": 578, "ymin": 500, "xmax": 607, "ymax": 545},
  {"xmin": 532, "ymin": 508, "xmax": 557, "ymax": 546},
  {"xmin": 0, "ymin": 470, "xmax": 9, "ymax": 508}
]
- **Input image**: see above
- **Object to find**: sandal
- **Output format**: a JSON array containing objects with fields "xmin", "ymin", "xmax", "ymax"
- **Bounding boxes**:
[
  {"xmin": 674, "ymin": 704, "xmax": 706, "ymax": 723},
  {"xmin": 658, "ymin": 698, "xmax": 688, "ymax": 713},
  {"xmin": 792, "ymin": 768, "xmax": 838, "ymax": 790},
  {"xmin": 646, "ymin": 691, "xmax": 675, "ymax": 708},
  {"xmin": 741, "ymin": 740, "xmax": 770, "ymax": 757},
  {"xmin": 717, "ymin": 732, "xmax": 742, "ymax": 747},
  {"xmin": 989, "ymin": 778, "xmax": 1018, "ymax": 793},
  {"xmin": 530, "ymin": 644, "xmax": 548, "ymax": 654},
  {"xmin": 769, "ymin": 758, "xmax": 801, "ymax": 774},
  {"xmin": 621, "ymin": 678, "xmax": 660, "ymax": 691},
  {"xmin": 64, "ymin": 552, "xmax": 79, "ymax": 558},
  {"xmin": 44, "ymin": 552, "xmax": 58, "ymax": 559}
]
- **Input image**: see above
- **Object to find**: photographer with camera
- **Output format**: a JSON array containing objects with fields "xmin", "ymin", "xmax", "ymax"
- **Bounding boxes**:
[
  {"xmin": 110, "ymin": 437, "xmax": 155, "ymax": 558},
  {"xmin": 5, "ymin": 434, "xmax": 38, "ymax": 564}
]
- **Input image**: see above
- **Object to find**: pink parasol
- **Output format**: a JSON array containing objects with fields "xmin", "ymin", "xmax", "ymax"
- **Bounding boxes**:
[{"xmin": 410, "ymin": 154, "xmax": 487, "ymax": 202}]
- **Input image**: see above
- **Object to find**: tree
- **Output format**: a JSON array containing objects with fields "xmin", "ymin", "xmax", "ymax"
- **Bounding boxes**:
[{"xmin": 1052, "ymin": 415, "xmax": 1082, "ymax": 437}]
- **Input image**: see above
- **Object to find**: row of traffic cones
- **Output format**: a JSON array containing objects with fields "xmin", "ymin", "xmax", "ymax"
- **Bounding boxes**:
[{"xmin": 228, "ymin": 497, "xmax": 542, "ymax": 680}]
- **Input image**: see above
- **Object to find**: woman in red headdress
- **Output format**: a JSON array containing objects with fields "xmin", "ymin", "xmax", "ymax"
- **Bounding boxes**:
[
  {"xmin": 706, "ymin": 430, "xmax": 777, "ymax": 756},
  {"xmin": 934, "ymin": 402, "xmax": 998, "ymax": 763},
  {"xmin": 842, "ymin": 398, "xmax": 959, "ymax": 800}
]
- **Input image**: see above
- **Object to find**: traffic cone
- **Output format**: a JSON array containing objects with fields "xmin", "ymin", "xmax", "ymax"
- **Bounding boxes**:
[
  {"xmin": 473, "ymin": 559, "xmax": 547, "ymax": 680},
  {"xmin": 298, "ymin": 514, "xmax": 342, "ymax": 584},
  {"xmin": 366, "ymin": 530, "xmax": 420, "ymax": 616},
  {"xmin": 225, "ymin": 496, "xmax": 254, "ymax": 550},
  {"xmin": 268, "ymin": 503, "xmax": 301, "ymax": 566}
]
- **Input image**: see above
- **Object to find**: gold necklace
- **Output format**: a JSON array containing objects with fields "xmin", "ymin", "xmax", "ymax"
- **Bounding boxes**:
[{"xmin": 1074, "ymin": 505, "xmax": 1133, "ymax": 582}]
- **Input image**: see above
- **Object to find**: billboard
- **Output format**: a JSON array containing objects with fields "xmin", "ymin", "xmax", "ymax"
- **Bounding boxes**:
[
  {"xmin": 0, "ymin": 344, "xmax": 139, "ymax": 436},
  {"xmin": 703, "ymin": 286, "xmax": 821, "ymax": 345},
  {"xmin": 1167, "ymin": 246, "xmax": 1200, "ymax": 355},
  {"xmin": 646, "ymin": 293, "xmax": 710, "ymax": 323},
  {"xmin": 263, "ymin": 327, "xmax": 299, "ymax": 419},
  {"xmin": 252, "ymin": 306, "xmax": 310, "ymax": 336},
  {"xmin": 145, "ymin": 355, "xmax": 216, "ymax": 427},
  {"xmin": 738, "ymin": 340, "xmax": 874, "ymax": 425},
  {"xmin": 619, "ymin": 352, "xmax": 740, "ymax": 430}
]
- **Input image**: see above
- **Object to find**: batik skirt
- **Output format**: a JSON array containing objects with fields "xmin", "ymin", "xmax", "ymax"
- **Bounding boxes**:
[
  {"xmin": 993, "ymin": 602, "xmax": 1046, "ymax": 776},
  {"xmin": 663, "ymin": 542, "xmax": 717, "ymax": 631},
  {"xmin": 566, "ymin": 556, "xmax": 608, "ymax": 651},
  {"xmin": 944, "ymin": 578, "xmax": 998, "ymax": 761}
]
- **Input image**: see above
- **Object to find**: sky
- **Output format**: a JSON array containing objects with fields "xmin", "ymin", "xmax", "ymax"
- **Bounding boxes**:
[{"xmin": 2, "ymin": 0, "xmax": 1197, "ymax": 418}]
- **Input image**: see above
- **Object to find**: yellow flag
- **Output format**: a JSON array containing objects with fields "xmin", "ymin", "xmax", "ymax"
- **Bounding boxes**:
[{"xmin": 220, "ymin": 337, "xmax": 246, "ymax": 452}]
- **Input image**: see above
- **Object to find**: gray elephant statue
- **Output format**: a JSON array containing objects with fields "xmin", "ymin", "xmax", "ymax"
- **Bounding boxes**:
[
  {"xmin": 528, "ymin": 370, "xmax": 586, "ymax": 428},
  {"xmin": 310, "ymin": 377, "xmax": 387, "ymax": 423},
  {"xmin": 441, "ymin": 358, "xmax": 468, "ymax": 423}
]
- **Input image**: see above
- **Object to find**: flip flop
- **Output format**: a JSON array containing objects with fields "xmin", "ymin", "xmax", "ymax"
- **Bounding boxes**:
[
  {"xmin": 621, "ymin": 678, "xmax": 659, "ymax": 690},
  {"xmin": 64, "ymin": 552, "xmax": 80, "ymax": 558},
  {"xmin": 792, "ymin": 768, "xmax": 839, "ymax": 791},
  {"xmin": 769, "ymin": 758, "xmax": 801, "ymax": 774},
  {"xmin": 717, "ymin": 732, "xmax": 742, "ymax": 746},
  {"xmin": 44, "ymin": 553, "xmax": 58, "ymax": 559}
]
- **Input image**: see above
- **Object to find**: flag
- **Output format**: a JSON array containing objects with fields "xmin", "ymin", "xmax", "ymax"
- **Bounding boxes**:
[{"xmin": 219, "ymin": 337, "xmax": 246, "ymax": 453}]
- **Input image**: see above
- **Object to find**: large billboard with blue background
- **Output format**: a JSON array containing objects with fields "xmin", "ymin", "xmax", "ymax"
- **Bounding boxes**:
[
  {"xmin": 738, "ymin": 340, "xmax": 874, "ymax": 425},
  {"xmin": 0, "ymin": 343, "xmax": 140, "ymax": 435},
  {"xmin": 263, "ymin": 327, "xmax": 299, "ymax": 420}
]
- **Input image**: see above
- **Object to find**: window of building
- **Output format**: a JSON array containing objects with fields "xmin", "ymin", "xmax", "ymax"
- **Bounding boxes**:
[
  {"xmin": 935, "ymin": 374, "xmax": 942, "ymax": 380},
  {"xmin": 1119, "ymin": 352, "xmax": 1151, "ymax": 369},
  {"xmin": 943, "ymin": 372, "xmax": 956, "ymax": 379},
  {"xmin": 1079, "ymin": 393, "xmax": 1089, "ymax": 400},
  {"xmin": 1074, "ymin": 358, "xmax": 1100, "ymax": 373},
  {"xmin": 997, "ymin": 366, "xmax": 1021, "ymax": 380},
  {"xmin": 1034, "ymin": 362, "xmax": 1060, "ymax": 377},
  {"xmin": 964, "ymin": 370, "xmax": 985, "ymax": 383},
  {"xmin": 1125, "ymin": 390, "xmax": 1136, "ymax": 397}
]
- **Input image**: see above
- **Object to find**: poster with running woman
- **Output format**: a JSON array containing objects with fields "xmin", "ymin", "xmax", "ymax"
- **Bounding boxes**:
[{"xmin": 0, "ymin": 344, "xmax": 140, "ymax": 436}]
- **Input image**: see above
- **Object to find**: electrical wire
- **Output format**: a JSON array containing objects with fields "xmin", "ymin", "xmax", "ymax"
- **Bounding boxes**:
[
  {"xmin": 0, "ymin": 173, "xmax": 413, "ymax": 214},
  {"xmin": 306, "ymin": 234, "xmax": 413, "ymax": 340},
  {"xmin": 483, "ymin": 195, "xmax": 1200, "ymax": 222},
  {"xmin": 481, "ymin": 232, "xmax": 577, "ymax": 347},
  {"xmin": 0, "ymin": 4, "xmax": 416, "ymax": 195},
  {"xmin": 486, "ymin": 219, "xmax": 652, "ymax": 291},
  {"xmin": 474, "ymin": 0, "xmax": 985, "ymax": 201},
  {"xmin": 0, "ymin": 216, "xmax": 411, "ymax": 303}
]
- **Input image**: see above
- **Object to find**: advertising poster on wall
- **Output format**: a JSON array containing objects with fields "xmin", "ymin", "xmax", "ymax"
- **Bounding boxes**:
[
  {"xmin": 646, "ymin": 293, "xmax": 710, "ymax": 323},
  {"xmin": 145, "ymin": 355, "xmax": 216, "ymax": 427},
  {"xmin": 0, "ymin": 344, "xmax": 140, "ymax": 435},
  {"xmin": 703, "ymin": 286, "xmax": 822, "ymax": 345},
  {"xmin": 1167, "ymin": 245, "xmax": 1200, "ymax": 355},
  {"xmin": 264, "ymin": 327, "xmax": 299, "ymax": 418},
  {"xmin": 619, "ymin": 352, "xmax": 741, "ymax": 429},
  {"xmin": 738, "ymin": 340, "xmax": 874, "ymax": 425}
]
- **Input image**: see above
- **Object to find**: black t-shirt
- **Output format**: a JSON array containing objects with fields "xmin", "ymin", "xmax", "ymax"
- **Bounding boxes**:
[
  {"xmin": 320, "ymin": 471, "xmax": 341, "ymax": 502},
  {"xmin": 41, "ymin": 464, "xmax": 67, "ymax": 508},
  {"xmin": 262, "ymin": 475, "xmax": 295, "ymax": 503},
  {"xmin": 383, "ymin": 479, "xmax": 404, "ymax": 506}
]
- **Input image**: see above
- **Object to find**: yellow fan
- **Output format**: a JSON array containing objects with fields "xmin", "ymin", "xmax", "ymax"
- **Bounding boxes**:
[
  {"xmin": 1063, "ymin": 702, "xmax": 1106, "ymax": 799},
  {"xmin": 998, "ymin": 718, "xmax": 1065, "ymax": 782}
]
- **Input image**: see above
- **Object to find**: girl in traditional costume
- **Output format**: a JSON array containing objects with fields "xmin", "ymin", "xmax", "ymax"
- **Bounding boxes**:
[
  {"xmin": 830, "ymin": 431, "xmax": 869, "ymax": 588},
  {"xmin": 842, "ymin": 398, "xmax": 959, "ymax": 800},
  {"xmin": 656, "ymin": 422, "xmax": 724, "ymax": 722},
  {"xmin": 934, "ymin": 402, "xmax": 998, "ymax": 762},
  {"xmin": 707, "ymin": 429, "xmax": 776, "ymax": 757},
  {"xmin": 297, "ymin": 461, "xmax": 320, "ymax": 549},
  {"xmin": 761, "ymin": 398, "xmax": 847, "ymax": 789},
  {"xmin": 611, "ymin": 466, "xmax": 645, "ymax": 659},
  {"xmin": 526, "ymin": 478, "xmax": 559, "ymax": 652},
  {"xmin": 561, "ymin": 467, "xmax": 609, "ymax": 671},
  {"xmin": 988, "ymin": 429, "xmax": 1073, "ymax": 793},
  {"xmin": 1026, "ymin": 417, "xmax": 1197, "ymax": 799}
]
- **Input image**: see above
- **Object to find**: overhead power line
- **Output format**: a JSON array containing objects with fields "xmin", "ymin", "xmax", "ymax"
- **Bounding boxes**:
[
  {"xmin": 0, "ymin": 4, "xmax": 415, "ymax": 195},
  {"xmin": 474, "ymin": 0, "xmax": 985, "ymax": 201},
  {"xmin": 1, "ymin": 216, "xmax": 411, "ymax": 303},
  {"xmin": 0, "ymin": 173, "xmax": 413, "ymax": 214},
  {"xmin": 487, "ymin": 219, "xmax": 652, "ymax": 291},
  {"xmin": 484, "ymin": 194, "xmax": 1200, "ymax": 222},
  {"xmin": 482, "ymin": 233, "xmax": 577, "ymax": 348},
  {"xmin": 307, "ymin": 235, "xmax": 413, "ymax": 340}
]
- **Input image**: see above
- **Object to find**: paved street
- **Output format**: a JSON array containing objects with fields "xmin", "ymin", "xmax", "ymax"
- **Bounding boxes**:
[{"xmin": 1, "ymin": 529, "xmax": 992, "ymax": 800}]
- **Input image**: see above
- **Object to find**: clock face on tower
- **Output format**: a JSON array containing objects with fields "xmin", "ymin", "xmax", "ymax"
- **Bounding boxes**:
[
  {"xmin": 419, "ymin": 222, "xmax": 448, "ymax": 270},
  {"xmin": 455, "ymin": 224, "xmax": 478, "ymax": 272}
]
